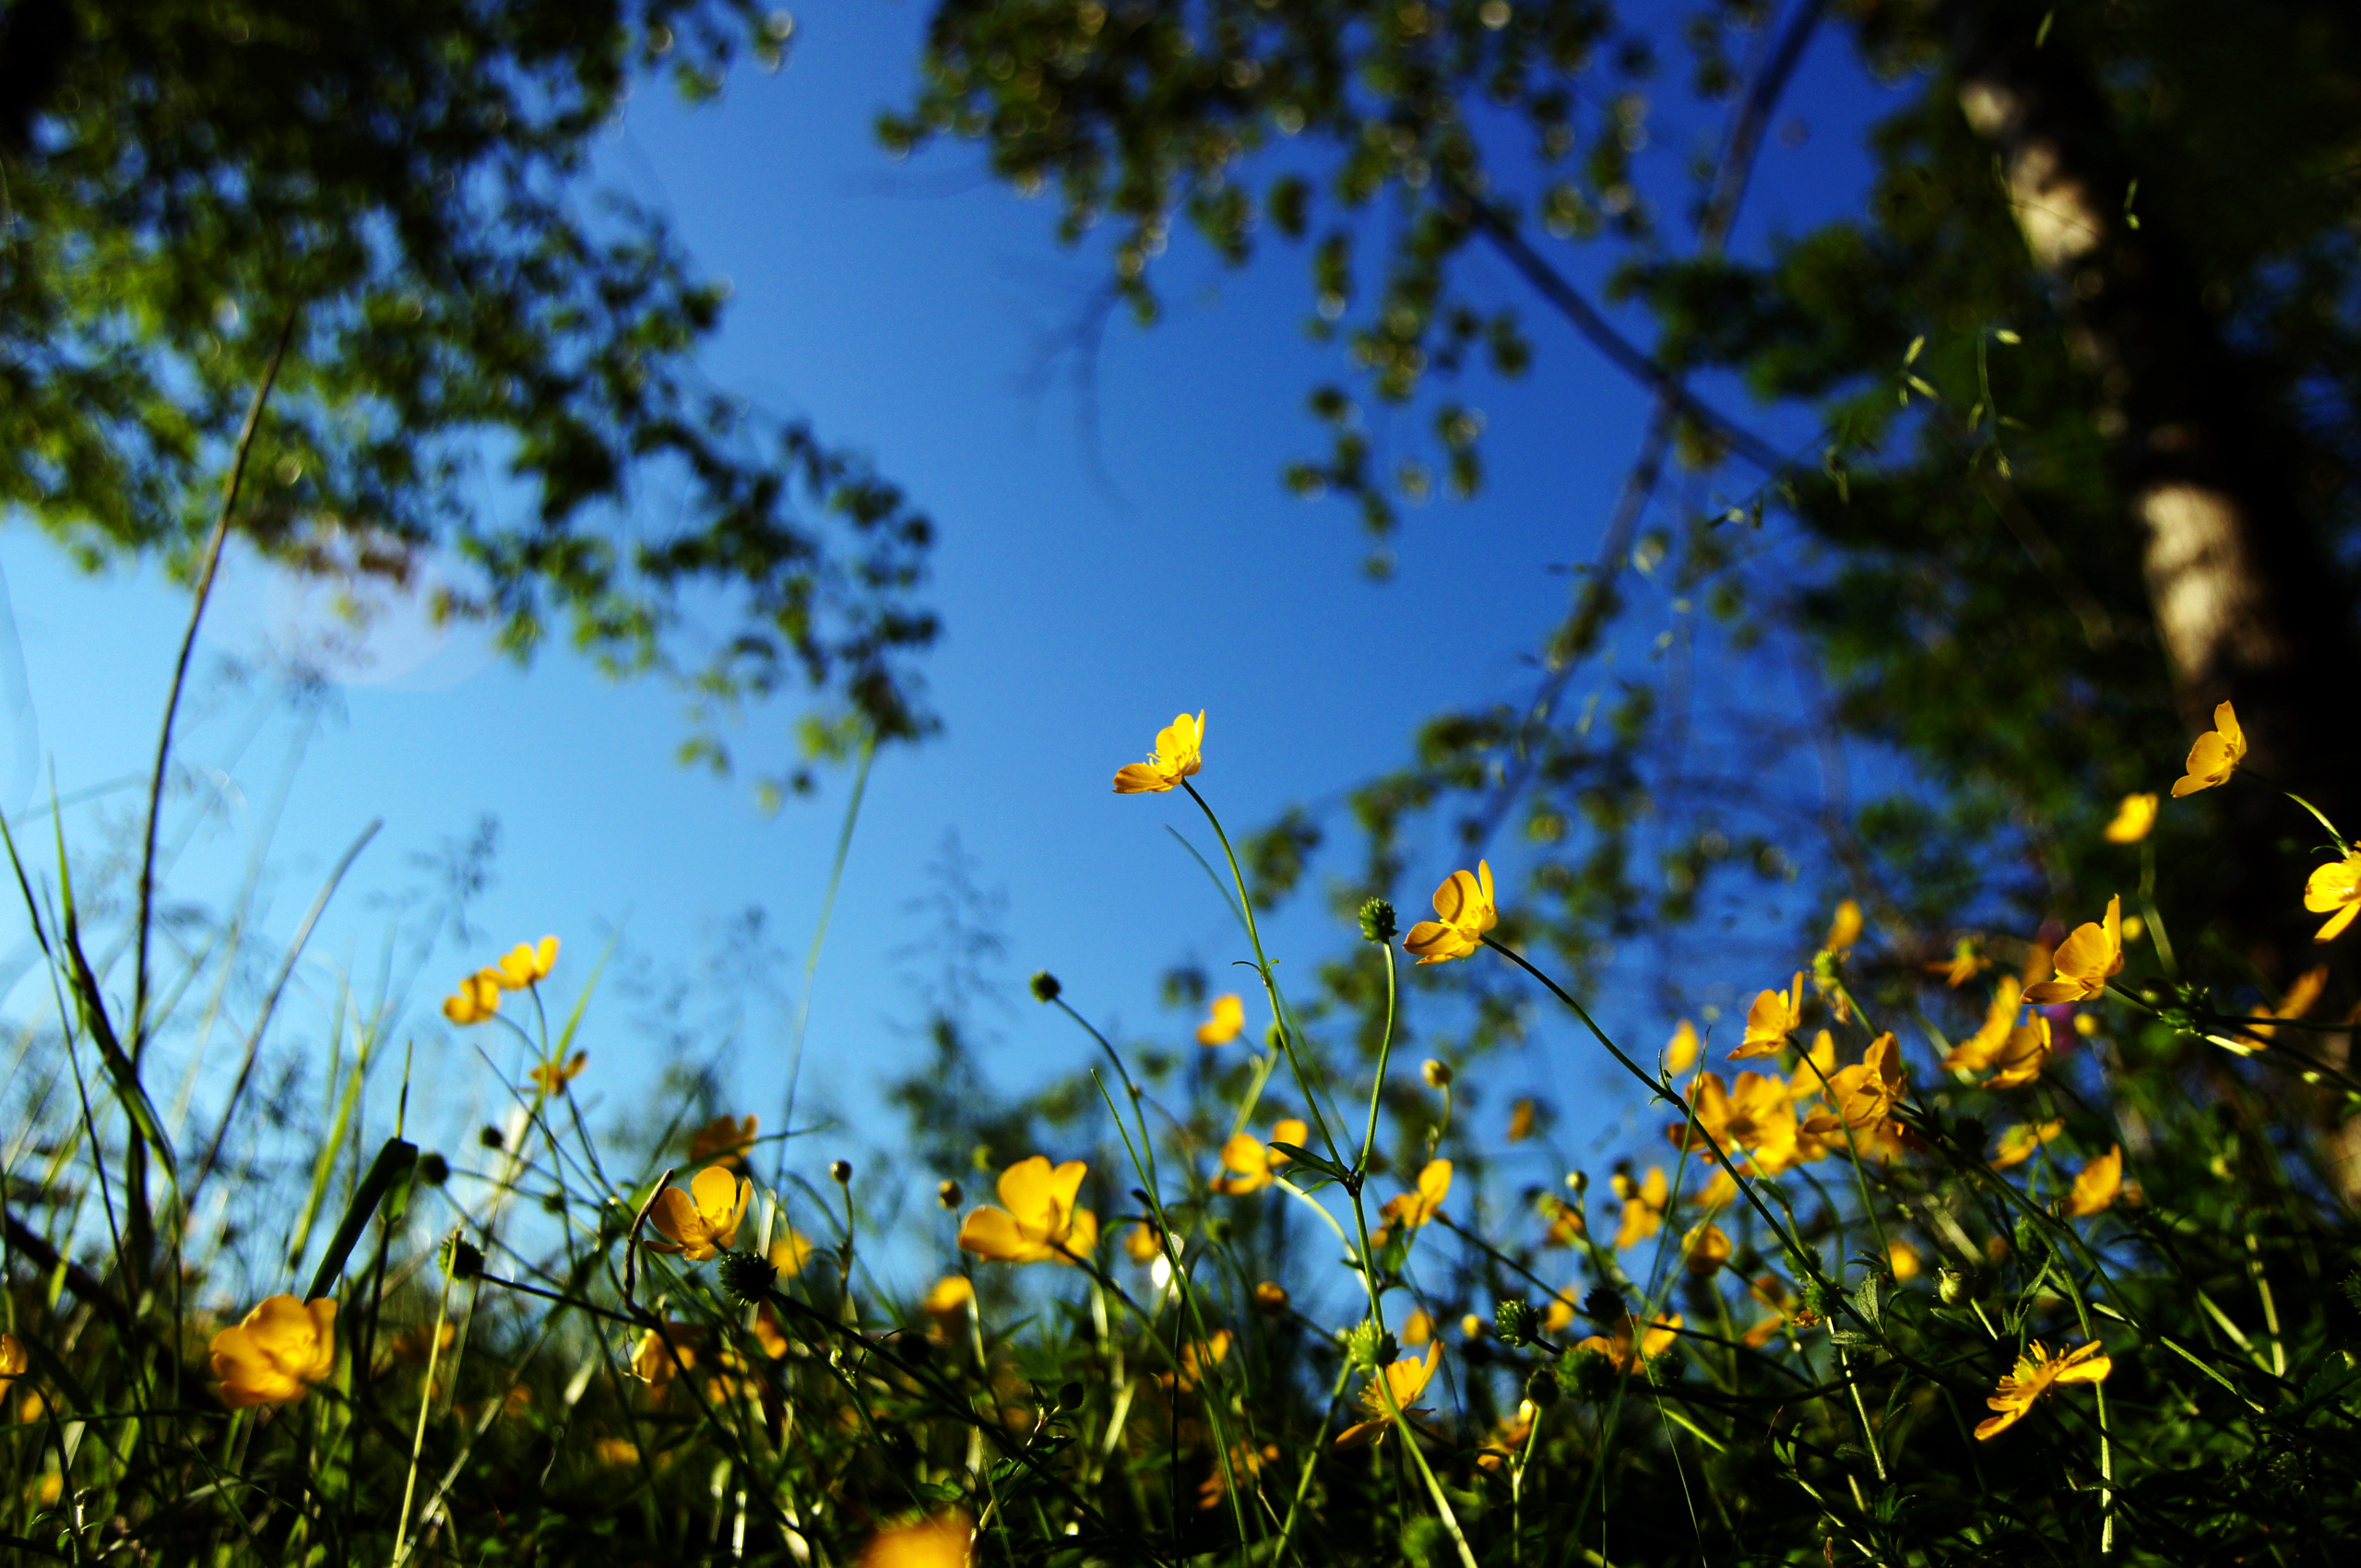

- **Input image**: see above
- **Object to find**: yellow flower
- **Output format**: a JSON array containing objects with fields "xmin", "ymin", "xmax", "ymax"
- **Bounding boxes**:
[
  {"xmin": 1888, "ymin": 1239, "xmax": 1922, "ymax": 1281},
  {"xmin": 1122, "ymin": 1222, "xmax": 1164, "ymax": 1263},
  {"xmin": 2247, "ymin": 965, "xmax": 2329, "ymax": 1044},
  {"xmin": 493, "ymin": 935, "xmax": 560, "ymax": 990},
  {"xmin": 1675, "ymin": 1071, "xmax": 1800, "ymax": 1172},
  {"xmin": 643, "ymin": 1167, "xmax": 753, "ymax": 1262},
  {"xmin": 1682, "ymin": 1221, "xmax": 1731, "ymax": 1277},
  {"xmin": 1253, "ymin": 1281, "xmax": 1290, "ymax": 1313},
  {"xmin": 1824, "ymin": 899, "xmax": 1865, "ymax": 953},
  {"xmin": 769, "ymin": 1228, "xmax": 815, "ymax": 1278},
  {"xmin": 1507, "ymin": 1097, "xmax": 1536, "ymax": 1142},
  {"xmin": 2104, "ymin": 793, "xmax": 2159, "ymax": 843},
  {"xmin": 2306, "ymin": 851, "xmax": 2361, "ymax": 944},
  {"xmin": 1797, "ymin": 1034, "xmax": 1910, "ymax": 1159},
  {"xmin": 1991, "ymin": 1118, "xmax": 2064, "ymax": 1170},
  {"xmin": 1975, "ymin": 1339, "xmax": 2111, "ymax": 1440},
  {"xmin": 1335, "ymin": 1343, "xmax": 1441, "ymax": 1450},
  {"xmin": 1743, "ymin": 1276, "xmax": 1801, "ymax": 1348},
  {"xmin": 629, "ymin": 1323, "xmax": 702, "ymax": 1393},
  {"xmin": 1728, "ymin": 973, "xmax": 1805, "ymax": 1059},
  {"xmin": 2023, "ymin": 896, "xmax": 2124, "ymax": 1004},
  {"xmin": 1981, "ymin": 1016, "xmax": 2051, "ymax": 1090},
  {"xmin": 1664, "ymin": 1018, "xmax": 1701, "ymax": 1075},
  {"xmin": 209, "ymin": 1296, "xmax": 338, "ymax": 1408},
  {"xmin": 1402, "ymin": 861, "xmax": 1497, "ymax": 965},
  {"xmin": 441, "ymin": 968, "xmax": 503, "ymax": 1026},
  {"xmin": 528, "ymin": 1051, "xmax": 587, "ymax": 1096},
  {"xmin": 1927, "ymin": 939, "xmax": 1988, "ymax": 987},
  {"xmin": 1572, "ymin": 1313, "xmax": 1681, "ymax": 1376},
  {"xmin": 2062, "ymin": 1146, "xmax": 2123, "ymax": 1218},
  {"xmin": 920, "ymin": 1277, "xmax": 974, "ymax": 1338},
  {"xmin": 1210, "ymin": 1119, "xmax": 1307, "ymax": 1195},
  {"xmin": 1111, "ymin": 711, "xmax": 1204, "ymax": 794},
  {"xmin": 859, "ymin": 1512, "xmax": 975, "ymax": 1568},
  {"xmin": 1375, "ymin": 1158, "xmax": 1452, "ymax": 1240},
  {"xmin": 1399, "ymin": 1308, "xmax": 1434, "ymax": 1347},
  {"xmin": 1611, "ymin": 1166, "xmax": 1668, "ymax": 1251},
  {"xmin": 1541, "ymin": 1284, "xmax": 1581, "ymax": 1336},
  {"xmin": 956, "ymin": 1157, "xmax": 1099, "ymax": 1265},
  {"xmin": 0, "ymin": 1334, "xmax": 24, "ymax": 1398},
  {"xmin": 1536, "ymin": 1194, "xmax": 1585, "ymax": 1247},
  {"xmin": 1942, "ymin": 976, "xmax": 2023, "ymax": 1075},
  {"xmin": 1195, "ymin": 992, "xmax": 1245, "ymax": 1046},
  {"xmin": 594, "ymin": 1437, "xmax": 641, "ymax": 1467},
  {"xmin": 690, "ymin": 1114, "xmax": 760, "ymax": 1169},
  {"xmin": 2170, "ymin": 701, "xmax": 2246, "ymax": 797}
]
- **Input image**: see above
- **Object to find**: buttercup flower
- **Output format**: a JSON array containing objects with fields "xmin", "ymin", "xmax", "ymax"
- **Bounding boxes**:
[
  {"xmin": 2306, "ymin": 850, "xmax": 2361, "ymax": 944},
  {"xmin": 643, "ymin": 1167, "xmax": 753, "ymax": 1262},
  {"xmin": 1675, "ymin": 1071, "xmax": 1801, "ymax": 1171},
  {"xmin": 1928, "ymin": 940, "xmax": 1988, "ymax": 988},
  {"xmin": 1111, "ymin": 711, "xmax": 1204, "ymax": 794},
  {"xmin": 1403, "ymin": 861, "xmax": 1497, "ymax": 964},
  {"xmin": 1254, "ymin": 1281, "xmax": 1291, "ymax": 1313},
  {"xmin": 2104, "ymin": 792, "xmax": 2159, "ymax": 843},
  {"xmin": 1572, "ymin": 1313, "xmax": 1681, "ymax": 1377},
  {"xmin": 1888, "ymin": 1238, "xmax": 1923, "ymax": 1281},
  {"xmin": 1975, "ymin": 1339, "xmax": 2111, "ymax": 1440},
  {"xmin": 628, "ymin": 1323, "xmax": 702, "ymax": 1395},
  {"xmin": 2170, "ymin": 701, "xmax": 2246, "ymax": 797},
  {"xmin": 442, "ymin": 969, "xmax": 503, "ymax": 1026},
  {"xmin": 1335, "ymin": 1343, "xmax": 1441, "ymax": 1449},
  {"xmin": 1210, "ymin": 1119, "xmax": 1308, "ymax": 1195},
  {"xmin": 1376, "ymin": 1158, "xmax": 1452, "ymax": 1240},
  {"xmin": 0, "ymin": 1334, "xmax": 25, "ymax": 1398},
  {"xmin": 2023, "ymin": 896, "xmax": 2124, "ymax": 1004},
  {"xmin": 1682, "ymin": 1221, "xmax": 1731, "ymax": 1276},
  {"xmin": 1664, "ymin": 1018, "xmax": 1701, "ymax": 1075},
  {"xmin": 1398, "ymin": 1309, "xmax": 1434, "ymax": 1347},
  {"xmin": 1943, "ymin": 976, "xmax": 2023, "ymax": 1075},
  {"xmin": 1991, "ymin": 1118, "xmax": 2064, "ymax": 1170},
  {"xmin": 1786, "ymin": 1029, "xmax": 1838, "ymax": 1104},
  {"xmin": 920, "ymin": 1276, "xmax": 974, "ymax": 1336},
  {"xmin": 770, "ymin": 1228, "xmax": 815, "ymax": 1278},
  {"xmin": 210, "ymin": 1296, "xmax": 338, "ymax": 1408},
  {"xmin": 1122, "ymin": 1222, "xmax": 1164, "ymax": 1264},
  {"xmin": 858, "ymin": 1513, "xmax": 975, "ymax": 1568},
  {"xmin": 690, "ymin": 1114, "xmax": 759, "ymax": 1168},
  {"xmin": 1537, "ymin": 1194, "xmax": 1585, "ymax": 1247},
  {"xmin": 1981, "ymin": 1016, "xmax": 2051, "ymax": 1090},
  {"xmin": 1195, "ymin": 992, "xmax": 1245, "ymax": 1046},
  {"xmin": 1728, "ymin": 974, "xmax": 1805, "ymax": 1060},
  {"xmin": 1611, "ymin": 1166, "xmax": 1668, "ymax": 1250},
  {"xmin": 494, "ymin": 935, "xmax": 559, "ymax": 990},
  {"xmin": 1507, "ymin": 1097, "xmax": 1536, "ymax": 1142},
  {"xmin": 956, "ymin": 1157, "xmax": 1099, "ymax": 1265},
  {"xmin": 2062, "ymin": 1146, "xmax": 2123, "ymax": 1218},
  {"xmin": 2247, "ymin": 965, "xmax": 2329, "ymax": 1045},
  {"xmin": 528, "ymin": 1051, "xmax": 587, "ymax": 1096},
  {"xmin": 1824, "ymin": 899, "xmax": 1865, "ymax": 953}
]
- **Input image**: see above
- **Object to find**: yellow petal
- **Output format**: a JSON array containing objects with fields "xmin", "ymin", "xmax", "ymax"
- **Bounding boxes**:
[{"xmin": 955, "ymin": 1206, "xmax": 1036, "ymax": 1263}]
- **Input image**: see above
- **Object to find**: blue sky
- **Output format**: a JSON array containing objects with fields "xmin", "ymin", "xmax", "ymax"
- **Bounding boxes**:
[{"xmin": 0, "ymin": 3, "xmax": 1904, "ymax": 1284}]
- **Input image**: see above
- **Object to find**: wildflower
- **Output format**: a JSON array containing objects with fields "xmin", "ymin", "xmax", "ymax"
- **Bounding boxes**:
[
  {"xmin": 0, "ymin": 1335, "xmax": 23, "ymax": 1398},
  {"xmin": 956, "ymin": 1156, "xmax": 1099, "ymax": 1265},
  {"xmin": 2306, "ymin": 850, "xmax": 2361, "ymax": 944},
  {"xmin": 1461, "ymin": 1313, "xmax": 1489, "ymax": 1341},
  {"xmin": 2062, "ymin": 1146, "xmax": 2123, "ymax": 1218},
  {"xmin": 1982, "ymin": 1016, "xmax": 2052, "ymax": 1090},
  {"xmin": 1888, "ymin": 1239, "xmax": 1922, "ymax": 1281},
  {"xmin": 1122, "ymin": 1222, "xmax": 1163, "ymax": 1263},
  {"xmin": 1541, "ymin": 1285, "xmax": 1581, "ymax": 1336},
  {"xmin": 1825, "ymin": 898, "xmax": 1865, "ymax": 953},
  {"xmin": 1508, "ymin": 1097, "xmax": 1536, "ymax": 1142},
  {"xmin": 1943, "ymin": 976, "xmax": 2024, "ymax": 1074},
  {"xmin": 2170, "ymin": 701, "xmax": 2245, "ymax": 797},
  {"xmin": 1800, "ymin": 1034, "xmax": 1910, "ymax": 1158},
  {"xmin": 2247, "ymin": 965, "xmax": 2329, "ymax": 1045},
  {"xmin": 1927, "ymin": 939, "xmax": 1988, "ymax": 987},
  {"xmin": 1111, "ymin": 711, "xmax": 1204, "ymax": 794},
  {"xmin": 1975, "ymin": 1339, "xmax": 2111, "ymax": 1440},
  {"xmin": 1375, "ymin": 1158, "xmax": 1452, "ymax": 1241},
  {"xmin": 493, "ymin": 935, "xmax": 559, "ymax": 989},
  {"xmin": 1729, "ymin": 973, "xmax": 1805, "ymax": 1059},
  {"xmin": 2023, "ymin": 896, "xmax": 2123, "ymax": 1004},
  {"xmin": 209, "ymin": 1296, "xmax": 338, "ymax": 1408},
  {"xmin": 1475, "ymin": 1401, "xmax": 1537, "ymax": 1473},
  {"xmin": 1210, "ymin": 1119, "xmax": 1307, "ymax": 1195},
  {"xmin": 750, "ymin": 1302, "xmax": 791, "ymax": 1359},
  {"xmin": 1665, "ymin": 1018, "xmax": 1701, "ymax": 1075},
  {"xmin": 1786, "ymin": 1028, "xmax": 1838, "ymax": 1102},
  {"xmin": 1991, "ymin": 1119, "xmax": 2064, "ymax": 1170},
  {"xmin": 1254, "ymin": 1281, "xmax": 1290, "ymax": 1313},
  {"xmin": 643, "ymin": 1168, "xmax": 753, "ymax": 1262},
  {"xmin": 858, "ymin": 1511, "xmax": 974, "ymax": 1568},
  {"xmin": 528, "ymin": 1051, "xmax": 587, "ymax": 1095},
  {"xmin": 1537, "ymin": 1194, "xmax": 1584, "ymax": 1247},
  {"xmin": 1675, "ymin": 1071, "xmax": 1801, "ymax": 1172},
  {"xmin": 629, "ymin": 1323, "xmax": 702, "ymax": 1393},
  {"xmin": 1197, "ymin": 1440, "xmax": 1281, "ymax": 1511},
  {"xmin": 1166, "ymin": 1329, "xmax": 1232, "ymax": 1393},
  {"xmin": 1196, "ymin": 992, "xmax": 1245, "ymax": 1046},
  {"xmin": 1403, "ymin": 861, "xmax": 1497, "ymax": 964},
  {"xmin": 383, "ymin": 1320, "xmax": 456, "ymax": 1366},
  {"xmin": 690, "ymin": 1114, "xmax": 759, "ymax": 1169},
  {"xmin": 1335, "ymin": 1343, "xmax": 1441, "ymax": 1449},
  {"xmin": 1743, "ymin": 1277, "xmax": 1801, "ymax": 1348},
  {"xmin": 1611, "ymin": 1166, "xmax": 1668, "ymax": 1250},
  {"xmin": 594, "ymin": 1437, "xmax": 641, "ymax": 1467},
  {"xmin": 1399, "ymin": 1308, "xmax": 1434, "ymax": 1347},
  {"xmin": 441, "ymin": 969, "xmax": 503, "ymax": 1026},
  {"xmin": 769, "ymin": 1228, "xmax": 815, "ymax": 1278},
  {"xmin": 1683, "ymin": 1221, "xmax": 1731, "ymax": 1276},
  {"xmin": 1421, "ymin": 1057, "xmax": 1453, "ymax": 1088},
  {"xmin": 1572, "ymin": 1313, "xmax": 1681, "ymax": 1376},
  {"xmin": 2104, "ymin": 793, "xmax": 2159, "ymax": 843}
]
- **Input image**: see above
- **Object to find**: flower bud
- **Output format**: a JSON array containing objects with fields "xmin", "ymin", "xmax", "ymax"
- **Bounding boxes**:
[
  {"xmin": 1029, "ymin": 970, "xmax": 1062, "ymax": 1004},
  {"xmin": 1938, "ymin": 1266, "xmax": 1968, "ymax": 1307},
  {"xmin": 1421, "ymin": 1058, "xmax": 1453, "ymax": 1089},
  {"xmin": 1557, "ymin": 1344, "xmax": 1618, "ymax": 1404},
  {"xmin": 1461, "ymin": 1313, "xmax": 1488, "ymax": 1341},
  {"xmin": 1346, "ymin": 1320, "xmax": 1396, "ymax": 1371},
  {"xmin": 1580, "ymin": 1284, "xmax": 1626, "ymax": 1323},
  {"xmin": 1493, "ymin": 1299, "xmax": 1538, "ymax": 1347},
  {"xmin": 479, "ymin": 1125, "xmax": 504, "ymax": 1151},
  {"xmin": 416, "ymin": 1151, "xmax": 450, "ymax": 1187},
  {"xmin": 830, "ymin": 1159, "xmax": 853, "ymax": 1185},
  {"xmin": 1358, "ymin": 898, "xmax": 1398, "ymax": 944},
  {"xmin": 1565, "ymin": 1170, "xmax": 1588, "ymax": 1194},
  {"xmin": 439, "ymin": 1234, "xmax": 485, "ymax": 1280},
  {"xmin": 1525, "ymin": 1365, "xmax": 1561, "ymax": 1408},
  {"xmin": 937, "ymin": 1180, "xmax": 964, "ymax": 1210},
  {"xmin": 717, "ymin": 1247, "xmax": 779, "ymax": 1306}
]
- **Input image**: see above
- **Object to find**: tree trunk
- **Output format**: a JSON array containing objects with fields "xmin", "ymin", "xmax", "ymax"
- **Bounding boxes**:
[{"xmin": 1946, "ymin": 0, "xmax": 2361, "ymax": 980}]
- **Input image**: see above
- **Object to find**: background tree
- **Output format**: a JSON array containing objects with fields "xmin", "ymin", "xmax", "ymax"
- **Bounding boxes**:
[
  {"xmin": 0, "ymin": 0, "xmax": 939, "ymax": 792},
  {"xmin": 885, "ymin": 0, "xmax": 2360, "ymax": 1011}
]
